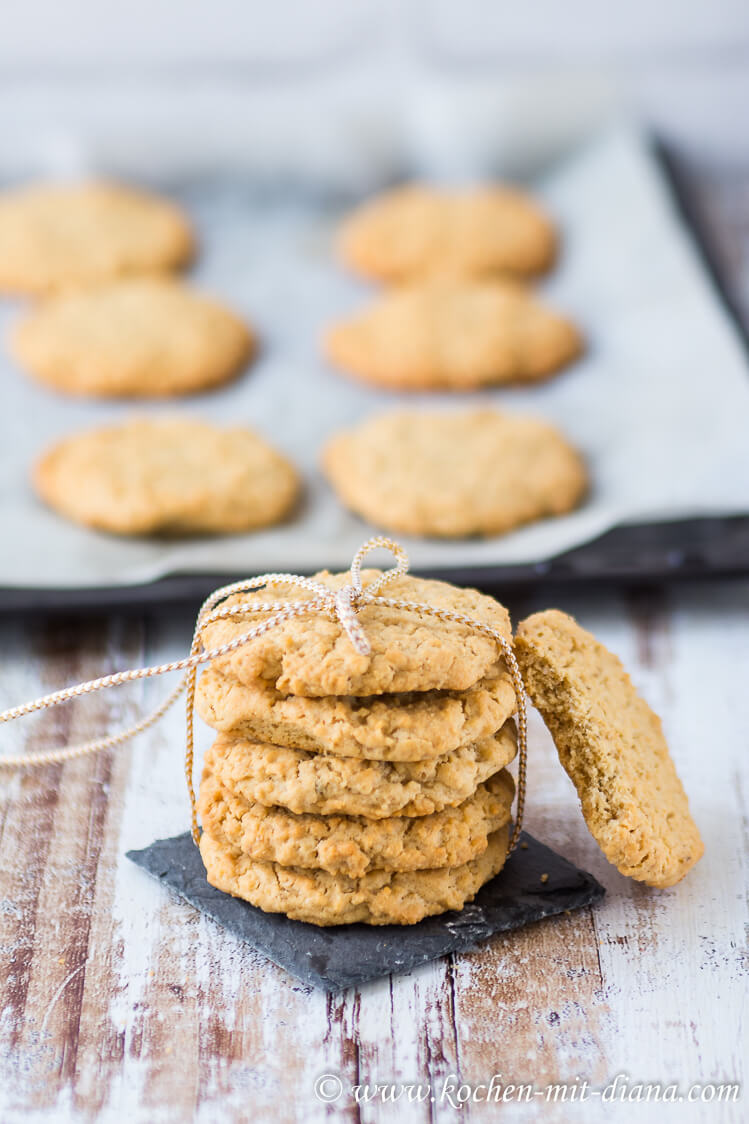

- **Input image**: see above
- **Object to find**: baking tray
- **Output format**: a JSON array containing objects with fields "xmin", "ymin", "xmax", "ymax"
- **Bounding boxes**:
[
  {"xmin": 1, "ymin": 128, "xmax": 748, "ymax": 612},
  {"xmin": 4, "ymin": 514, "xmax": 748, "ymax": 614}
]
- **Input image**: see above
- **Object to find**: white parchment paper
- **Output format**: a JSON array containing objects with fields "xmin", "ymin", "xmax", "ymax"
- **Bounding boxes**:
[{"xmin": 1, "ymin": 123, "xmax": 748, "ymax": 589}]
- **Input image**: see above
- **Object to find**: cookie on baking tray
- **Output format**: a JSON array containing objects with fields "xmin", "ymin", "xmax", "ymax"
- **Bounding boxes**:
[
  {"xmin": 204, "ymin": 720, "xmax": 517, "ymax": 819},
  {"xmin": 11, "ymin": 278, "xmax": 255, "ymax": 397},
  {"xmin": 200, "ymin": 568, "xmax": 512, "ymax": 697},
  {"xmin": 338, "ymin": 184, "xmax": 556, "ymax": 282},
  {"xmin": 514, "ymin": 610, "xmax": 703, "ymax": 887},
  {"xmin": 195, "ymin": 661, "xmax": 516, "ymax": 761},
  {"xmin": 34, "ymin": 417, "xmax": 300, "ymax": 536},
  {"xmin": 0, "ymin": 181, "xmax": 193, "ymax": 294},
  {"xmin": 324, "ymin": 279, "xmax": 582, "ymax": 390},
  {"xmin": 199, "ymin": 768, "xmax": 514, "ymax": 878},
  {"xmin": 322, "ymin": 409, "xmax": 588, "ymax": 539},
  {"xmin": 199, "ymin": 822, "xmax": 511, "ymax": 926}
]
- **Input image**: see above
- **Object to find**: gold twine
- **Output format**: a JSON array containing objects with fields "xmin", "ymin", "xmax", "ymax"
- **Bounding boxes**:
[{"xmin": 0, "ymin": 537, "xmax": 528, "ymax": 854}]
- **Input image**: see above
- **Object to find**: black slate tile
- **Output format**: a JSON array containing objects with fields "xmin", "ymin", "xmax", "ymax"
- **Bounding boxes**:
[{"xmin": 127, "ymin": 831, "xmax": 605, "ymax": 991}]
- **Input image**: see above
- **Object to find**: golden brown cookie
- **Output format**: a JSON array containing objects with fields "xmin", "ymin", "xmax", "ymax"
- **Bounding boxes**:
[
  {"xmin": 205, "ymin": 720, "xmax": 517, "ymax": 819},
  {"xmin": 199, "ymin": 822, "xmax": 510, "ymax": 925},
  {"xmin": 324, "ymin": 280, "xmax": 582, "ymax": 390},
  {"xmin": 34, "ymin": 417, "xmax": 300, "ymax": 536},
  {"xmin": 199, "ymin": 769, "xmax": 514, "ymax": 878},
  {"xmin": 11, "ymin": 278, "xmax": 254, "ymax": 397},
  {"xmin": 201, "ymin": 569, "xmax": 512, "ymax": 697},
  {"xmin": 322, "ymin": 409, "xmax": 588, "ymax": 539},
  {"xmin": 514, "ymin": 610, "xmax": 703, "ymax": 888},
  {"xmin": 0, "ymin": 181, "xmax": 193, "ymax": 294},
  {"xmin": 195, "ymin": 661, "xmax": 516, "ymax": 761},
  {"xmin": 338, "ymin": 184, "xmax": 556, "ymax": 282}
]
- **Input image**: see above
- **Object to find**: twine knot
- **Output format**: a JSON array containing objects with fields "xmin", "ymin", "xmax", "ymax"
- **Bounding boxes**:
[
  {"xmin": 333, "ymin": 586, "xmax": 370, "ymax": 655},
  {"xmin": 313, "ymin": 535, "xmax": 411, "ymax": 656}
]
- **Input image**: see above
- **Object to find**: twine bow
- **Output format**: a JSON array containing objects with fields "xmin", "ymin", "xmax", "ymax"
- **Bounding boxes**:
[{"xmin": 0, "ymin": 537, "xmax": 528, "ymax": 853}]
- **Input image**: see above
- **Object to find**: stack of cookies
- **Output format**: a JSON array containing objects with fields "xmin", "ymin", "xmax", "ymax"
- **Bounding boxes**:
[{"xmin": 194, "ymin": 569, "xmax": 519, "ymax": 925}]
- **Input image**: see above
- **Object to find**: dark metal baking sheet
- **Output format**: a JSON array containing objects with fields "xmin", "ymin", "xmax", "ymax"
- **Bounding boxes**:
[{"xmin": 3, "ymin": 514, "xmax": 748, "ymax": 614}]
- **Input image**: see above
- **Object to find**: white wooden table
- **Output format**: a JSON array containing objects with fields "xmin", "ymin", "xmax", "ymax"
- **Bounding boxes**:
[
  {"xmin": 1, "ymin": 580, "xmax": 746, "ymax": 1124},
  {"xmin": 1, "ymin": 168, "xmax": 748, "ymax": 1123}
]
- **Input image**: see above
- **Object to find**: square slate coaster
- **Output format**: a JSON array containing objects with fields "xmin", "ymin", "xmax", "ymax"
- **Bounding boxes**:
[{"xmin": 127, "ymin": 831, "xmax": 604, "ymax": 991}]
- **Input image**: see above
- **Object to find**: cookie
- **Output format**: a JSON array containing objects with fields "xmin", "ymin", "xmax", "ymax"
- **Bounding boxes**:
[
  {"xmin": 0, "ymin": 181, "xmax": 193, "ymax": 295},
  {"xmin": 34, "ymin": 417, "xmax": 300, "ymax": 536},
  {"xmin": 199, "ymin": 823, "xmax": 510, "ymax": 925},
  {"xmin": 324, "ymin": 280, "xmax": 582, "ymax": 390},
  {"xmin": 322, "ymin": 409, "xmax": 588, "ymax": 539},
  {"xmin": 514, "ymin": 610, "xmax": 703, "ymax": 888},
  {"xmin": 195, "ymin": 662, "xmax": 516, "ymax": 761},
  {"xmin": 205, "ymin": 720, "xmax": 517, "ymax": 819},
  {"xmin": 202, "ymin": 568, "xmax": 511, "ymax": 697},
  {"xmin": 338, "ymin": 184, "xmax": 556, "ymax": 282},
  {"xmin": 199, "ymin": 769, "xmax": 514, "ymax": 878},
  {"xmin": 11, "ymin": 279, "xmax": 254, "ymax": 397}
]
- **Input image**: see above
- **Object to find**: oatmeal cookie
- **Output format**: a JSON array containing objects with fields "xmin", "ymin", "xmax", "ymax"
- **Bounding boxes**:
[
  {"xmin": 34, "ymin": 417, "xmax": 299, "ymax": 536},
  {"xmin": 11, "ymin": 278, "xmax": 254, "ymax": 397},
  {"xmin": 199, "ymin": 823, "xmax": 510, "ymax": 925},
  {"xmin": 322, "ymin": 409, "xmax": 587, "ymax": 538},
  {"xmin": 0, "ymin": 181, "xmax": 193, "ymax": 294},
  {"xmin": 514, "ymin": 610, "xmax": 703, "ymax": 887},
  {"xmin": 338, "ymin": 184, "xmax": 556, "ymax": 281}
]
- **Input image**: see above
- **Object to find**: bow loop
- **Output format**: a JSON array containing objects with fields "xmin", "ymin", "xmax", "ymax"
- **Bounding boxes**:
[{"xmin": 349, "ymin": 536, "xmax": 409, "ymax": 602}]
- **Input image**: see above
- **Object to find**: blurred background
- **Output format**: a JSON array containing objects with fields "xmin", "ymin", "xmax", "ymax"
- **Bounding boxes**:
[{"xmin": 0, "ymin": 0, "xmax": 747, "ymax": 185}]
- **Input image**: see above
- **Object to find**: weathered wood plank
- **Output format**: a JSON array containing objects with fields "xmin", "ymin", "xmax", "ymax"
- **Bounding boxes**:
[
  {"xmin": 0, "ymin": 616, "xmax": 143, "ymax": 1119},
  {"xmin": 1, "ymin": 580, "xmax": 747, "ymax": 1124}
]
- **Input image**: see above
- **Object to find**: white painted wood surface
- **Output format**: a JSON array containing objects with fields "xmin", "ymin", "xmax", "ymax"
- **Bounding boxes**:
[{"xmin": 0, "ymin": 578, "xmax": 746, "ymax": 1123}]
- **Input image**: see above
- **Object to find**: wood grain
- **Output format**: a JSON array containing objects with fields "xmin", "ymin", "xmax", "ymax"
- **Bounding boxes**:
[{"xmin": 0, "ymin": 580, "xmax": 746, "ymax": 1124}]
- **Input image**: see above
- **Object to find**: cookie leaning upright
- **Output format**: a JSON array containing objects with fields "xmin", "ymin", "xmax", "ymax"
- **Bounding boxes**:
[
  {"xmin": 514, "ymin": 610, "xmax": 703, "ymax": 887},
  {"xmin": 338, "ymin": 184, "xmax": 557, "ymax": 282},
  {"xmin": 0, "ymin": 181, "xmax": 194, "ymax": 295}
]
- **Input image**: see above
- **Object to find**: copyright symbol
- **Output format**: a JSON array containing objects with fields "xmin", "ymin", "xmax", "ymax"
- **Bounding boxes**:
[{"xmin": 314, "ymin": 1073, "xmax": 344, "ymax": 1103}]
